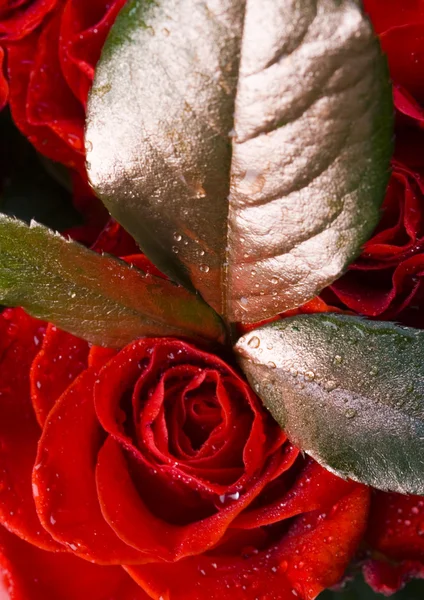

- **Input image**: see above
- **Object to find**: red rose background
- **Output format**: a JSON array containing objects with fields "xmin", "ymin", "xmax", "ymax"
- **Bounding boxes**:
[{"xmin": 0, "ymin": 0, "xmax": 423, "ymax": 599}]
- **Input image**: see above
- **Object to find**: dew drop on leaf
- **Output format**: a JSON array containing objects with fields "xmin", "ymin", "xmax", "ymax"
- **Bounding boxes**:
[{"xmin": 248, "ymin": 336, "xmax": 260, "ymax": 349}]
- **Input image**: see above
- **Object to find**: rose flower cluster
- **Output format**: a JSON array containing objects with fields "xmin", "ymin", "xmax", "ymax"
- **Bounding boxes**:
[{"xmin": 0, "ymin": 1, "xmax": 423, "ymax": 599}]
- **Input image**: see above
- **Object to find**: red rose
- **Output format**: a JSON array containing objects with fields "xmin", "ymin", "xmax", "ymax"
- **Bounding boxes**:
[
  {"xmin": 363, "ymin": 490, "xmax": 424, "ymax": 595},
  {"xmin": 0, "ymin": 304, "xmax": 369, "ymax": 599},
  {"xmin": 319, "ymin": 2, "xmax": 424, "ymax": 327},
  {"xmin": 4, "ymin": 0, "xmax": 126, "ymax": 173},
  {"xmin": 324, "ymin": 161, "xmax": 424, "ymax": 325}
]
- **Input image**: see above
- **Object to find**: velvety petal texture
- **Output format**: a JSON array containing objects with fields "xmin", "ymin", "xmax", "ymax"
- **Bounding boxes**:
[{"xmin": 0, "ymin": 308, "xmax": 370, "ymax": 599}]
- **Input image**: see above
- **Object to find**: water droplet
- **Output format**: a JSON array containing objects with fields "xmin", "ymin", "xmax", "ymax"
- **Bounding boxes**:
[
  {"xmin": 279, "ymin": 561, "xmax": 288, "ymax": 573},
  {"xmin": 85, "ymin": 140, "xmax": 93, "ymax": 153},
  {"xmin": 304, "ymin": 371, "xmax": 315, "ymax": 381},
  {"xmin": 267, "ymin": 361, "xmax": 277, "ymax": 369},
  {"xmin": 173, "ymin": 232, "xmax": 182, "ymax": 242},
  {"xmin": 199, "ymin": 264, "xmax": 210, "ymax": 273},
  {"xmin": 333, "ymin": 355, "xmax": 343, "ymax": 365},
  {"xmin": 369, "ymin": 366, "xmax": 379, "ymax": 376},
  {"xmin": 345, "ymin": 408, "xmax": 357, "ymax": 419},
  {"xmin": 271, "ymin": 277, "xmax": 278, "ymax": 285},
  {"xmin": 289, "ymin": 368, "xmax": 298, "ymax": 377},
  {"xmin": 324, "ymin": 380, "xmax": 337, "ymax": 391},
  {"xmin": 251, "ymin": 269, "xmax": 257, "ymax": 276},
  {"xmin": 172, "ymin": 246, "xmax": 179, "ymax": 254},
  {"xmin": 248, "ymin": 336, "xmax": 260, "ymax": 349}
]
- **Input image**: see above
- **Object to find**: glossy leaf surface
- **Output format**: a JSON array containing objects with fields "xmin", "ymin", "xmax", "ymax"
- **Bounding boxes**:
[
  {"xmin": 235, "ymin": 314, "xmax": 424, "ymax": 494},
  {"xmin": 0, "ymin": 216, "xmax": 225, "ymax": 346},
  {"xmin": 86, "ymin": 0, "xmax": 393, "ymax": 322}
]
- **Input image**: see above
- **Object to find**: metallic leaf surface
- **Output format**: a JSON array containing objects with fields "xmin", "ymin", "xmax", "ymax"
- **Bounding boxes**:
[
  {"xmin": 86, "ymin": 0, "xmax": 393, "ymax": 323},
  {"xmin": 235, "ymin": 314, "xmax": 424, "ymax": 494},
  {"xmin": 0, "ymin": 216, "xmax": 225, "ymax": 347}
]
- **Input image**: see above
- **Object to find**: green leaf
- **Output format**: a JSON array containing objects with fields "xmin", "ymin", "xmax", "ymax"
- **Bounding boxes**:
[
  {"xmin": 86, "ymin": 0, "xmax": 393, "ymax": 323},
  {"xmin": 0, "ymin": 216, "xmax": 225, "ymax": 347},
  {"xmin": 235, "ymin": 314, "xmax": 424, "ymax": 494}
]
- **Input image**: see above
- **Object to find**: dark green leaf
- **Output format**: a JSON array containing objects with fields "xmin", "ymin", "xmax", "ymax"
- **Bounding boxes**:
[
  {"xmin": 0, "ymin": 216, "xmax": 225, "ymax": 347},
  {"xmin": 86, "ymin": 0, "xmax": 392, "ymax": 323},
  {"xmin": 235, "ymin": 314, "xmax": 424, "ymax": 494}
]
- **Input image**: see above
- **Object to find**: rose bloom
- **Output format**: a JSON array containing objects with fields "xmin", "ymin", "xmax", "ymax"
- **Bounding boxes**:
[{"xmin": 1, "ymin": 0, "xmax": 424, "ymax": 598}]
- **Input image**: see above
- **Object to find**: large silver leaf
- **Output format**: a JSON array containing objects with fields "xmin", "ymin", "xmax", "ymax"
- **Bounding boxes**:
[
  {"xmin": 86, "ymin": 0, "xmax": 393, "ymax": 323},
  {"xmin": 235, "ymin": 314, "xmax": 424, "ymax": 495}
]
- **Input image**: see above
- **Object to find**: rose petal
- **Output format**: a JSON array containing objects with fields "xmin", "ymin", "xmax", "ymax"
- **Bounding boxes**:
[
  {"xmin": 34, "ymin": 369, "xmax": 144, "ymax": 564},
  {"xmin": 126, "ymin": 485, "xmax": 369, "ymax": 600},
  {"xmin": 363, "ymin": 558, "xmax": 424, "ymax": 596},
  {"xmin": 366, "ymin": 490, "xmax": 424, "ymax": 563},
  {"xmin": 7, "ymin": 22, "xmax": 85, "ymax": 171},
  {"xmin": 30, "ymin": 324, "xmax": 89, "ymax": 426},
  {"xmin": 363, "ymin": 0, "xmax": 424, "ymax": 35},
  {"xmin": 0, "ymin": 47, "xmax": 8, "ymax": 109},
  {"xmin": 0, "ymin": 0, "xmax": 56, "ymax": 41},
  {"xmin": 96, "ymin": 436, "xmax": 283, "ymax": 562},
  {"xmin": 380, "ymin": 24, "xmax": 424, "ymax": 115},
  {"xmin": 331, "ymin": 253, "xmax": 424, "ymax": 317},
  {"xmin": 0, "ymin": 524, "xmax": 149, "ymax": 600},
  {"xmin": 59, "ymin": 0, "xmax": 127, "ymax": 106},
  {"xmin": 0, "ymin": 309, "xmax": 58, "ymax": 551},
  {"xmin": 233, "ymin": 460, "xmax": 358, "ymax": 529}
]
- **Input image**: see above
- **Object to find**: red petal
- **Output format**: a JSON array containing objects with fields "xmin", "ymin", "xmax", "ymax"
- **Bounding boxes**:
[
  {"xmin": 394, "ymin": 85, "xmax": 424, "ymax": 124},
  {"xmin": 363, "ymin": 0, "xmax": 424, "ymax": 35},
  {"xmin": 331, "ymin": 253, "xmax": 424, "ymax": 318},
  {"xmin": 366, "ymin": 490, "xmax": 424, "ymax": 562},
  {"xmin": 0, "ymin": 309, "xmax": 58, "ymax": 551},
  {"xmin": 34, "ymin": 369, "xmax": 144, "ymax": 564},
  {"xmin": 380, "ymin": 24, "xmax": 424, "ymax": 113},
  {"xmin": 127, "ymin": 485, "xmax": 369, "ymax": 600},
  {"xmin": 234, "ymin": 460, "xmax": 358, "ymax": 529},
  {"xmin": 7, "ymin": 18, "xmax": 85, "ymax": 171},
  {"xmin": 363, "ymin": 558, "xmax": 424, "ymax": 596},
  {"xmin": 0, "ymin": 0, "xmax": 56, "ymax": 41},
  {"xmin": 0, "ymin": 525, "xmax": 149, "ymax": 600},
  {"xmin": 59, "ymin": 0, "xmax": 127, "ymax": 106},
  {"xmin": 30, "ymin": 324, "xmax": 89, "ymax": 426},
  {"xmin": 96, "ymin": 436, "xmax": 282, "ymax": 562},
  {"xmin": 0, "ymin": 47, "xmax": 8, "ymax": 109}
]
